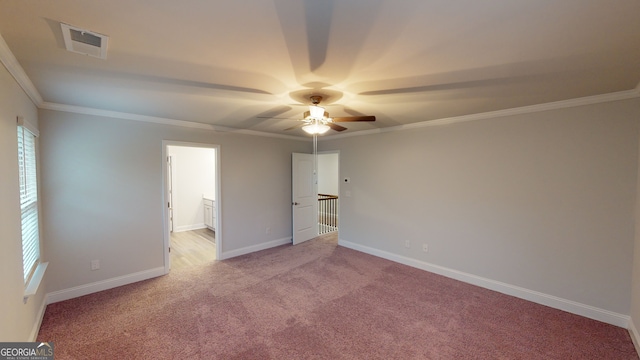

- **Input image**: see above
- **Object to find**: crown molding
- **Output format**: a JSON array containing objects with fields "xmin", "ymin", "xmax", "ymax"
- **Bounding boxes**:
[
  {"xmin": 39, "ymin": 102, "xmax": 307, "ymax": 141},
  {"xmin": 324, "ymin": 89, "xmax": 640, "ymax": 140},
  {"xmin": 3, "ymin": 31, "xmax": 638, "ymax": 142},
  {"xmin": 33, "ymin": 87, "xmax": 640, "ymax": 142},
  {"xmin": 0, "ymin": 33, "xmax": 43, "ymax": 106},
  {"xmin": 0, "ymin": 32, "xmax": 305, "ymax": 141}
]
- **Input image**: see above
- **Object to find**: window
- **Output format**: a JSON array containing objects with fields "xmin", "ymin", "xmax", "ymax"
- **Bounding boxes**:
[{"xmin": 18, "ymin": 124, "xmax": 40, "ymax": 284}]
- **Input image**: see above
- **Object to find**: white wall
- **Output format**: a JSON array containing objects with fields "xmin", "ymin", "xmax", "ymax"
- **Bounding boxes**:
[
  {"xmin": 38, "ymin": 109, "xmax": 309, "ymax": 294},
  {"xmin": 0, "ymin": 62, "xmax": 45, "ymax": 341},
  {"xmin": 320, "ymin": 98, "xmax": 640, "ymax": 317},
  {"xmin": 167, "ymin": 146, "xmax": 215, "ymax": 231},
  {"xmin": 318, "ymin": 152, "xmax": 339, "ymax": 195}
]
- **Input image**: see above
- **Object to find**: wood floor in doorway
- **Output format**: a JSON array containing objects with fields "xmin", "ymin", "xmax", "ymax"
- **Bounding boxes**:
[{"xmin": 170, "ymin": 228, "xmax": 216, "ymax": 270}]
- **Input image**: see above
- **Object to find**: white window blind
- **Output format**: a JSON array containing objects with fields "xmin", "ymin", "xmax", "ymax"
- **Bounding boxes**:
[{"xmin": 18, "ymin": 125, "xmax": 40, "ymax": 284}]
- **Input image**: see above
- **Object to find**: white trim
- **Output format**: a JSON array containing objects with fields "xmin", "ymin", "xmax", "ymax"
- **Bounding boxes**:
[
  {"xmin": 173, "ymin": 223, "xmax": 207, "ymax": 233},
  {"xmin": 338, "ymin": 239, "xmax": 630, "ymax": 328},
  {"xmin": 220, "ymin": 237, "xmax": 291, "ymax": 260},
  {"xmin": 16, "ymin": 116, "xmax": 40, "ymax": 137},
  {"xmin": 325, "ymin": 89, "xmax": 640, "ymax": 140},
  {"xmin": 40, "ymin": 88, "xmax": 640, "ymax": 142},
  {"xmin": 45, "ymin": 267, "xmax": 165, "ymax": 304},
  {"xmin": 3, "ymin": 29, "xmax": 639, "ymax": 141},
  {"xmin": 630, "ymin": 319, "xmax": 640, "ymax": 355},
  {"xmin": 0, "ymin": 34, "xmax": 43, "ymax": 106},
  {"xmin": 41, "ymin": 102, "xmax": 219, "ymax": 130},
  {"xmin": 28, "ymin": 294, "xmax": 48, "ymax": 342},
  {"xmin": 23, "ymin": 262, "xmax": 48, "ymax": 303},
  {"xmin": 40, "ymin": 102, "xmax": 307, "ymax": 141}
]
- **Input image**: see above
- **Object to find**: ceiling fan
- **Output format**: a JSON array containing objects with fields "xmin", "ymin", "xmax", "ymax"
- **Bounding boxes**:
[{"xmin": 285, "ymin": 95, "xmax": 375, "ymax": 134}]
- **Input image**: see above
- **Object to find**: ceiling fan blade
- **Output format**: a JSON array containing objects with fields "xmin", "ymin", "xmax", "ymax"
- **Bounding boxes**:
[
  {"xmin": 332, "ymin": 115, "xmax": 376, "ymax": 122},
  {"xmin": 327, "ymin": 123, "xmax": 347, "ymax": 132}
]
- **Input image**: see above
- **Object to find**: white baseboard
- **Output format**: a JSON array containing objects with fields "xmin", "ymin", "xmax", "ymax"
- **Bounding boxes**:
[
  {"xmin": 629, "ymin": 319, "xmax": 640, "ymax": 354},
  {"xmin": 338, "ymin": 239, "xmax": 630, "ymax": 328},
  {"xmin": 220, "ymin": 237, "xmax": 291, "ymax": 260},
  {"xmin": 46, "ymin": 267, "xmax": 166, "ymax": 304},
  {"xmin": 28, "ymin": 295, "xmax": 48, "ymax": 342},
  {"xmin": 173, "ymin": 223, "xmax": 206, "ymax": 232},
  {"xmin": 44, "ymin": 237, "xmax": 290, "ymax": 304}
]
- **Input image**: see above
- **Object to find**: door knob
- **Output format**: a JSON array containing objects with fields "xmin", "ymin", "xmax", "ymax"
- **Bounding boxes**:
[{"xmin": 292, "ymin": 202, "xmax": 299, "ymax": 205}]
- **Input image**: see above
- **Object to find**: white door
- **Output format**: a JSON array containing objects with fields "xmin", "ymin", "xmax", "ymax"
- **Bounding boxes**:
[{"xmin": 292, "ymin": 153, "xmax": 317, "ymax": 245}]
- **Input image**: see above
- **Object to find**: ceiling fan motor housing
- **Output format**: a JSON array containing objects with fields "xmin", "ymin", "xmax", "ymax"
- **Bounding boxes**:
[{"xmin": 309, "ymin": 95, "xmax": 323, "ymax": 105}]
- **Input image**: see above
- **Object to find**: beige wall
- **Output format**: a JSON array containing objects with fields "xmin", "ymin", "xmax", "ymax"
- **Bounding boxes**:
[
  {"xmin": 320, "ymin": 98, "xmax": 640, "ymax": 315},
  {"xmin": 0, "ymin": 62, "xmax": 45, "ymax": 341},
  {"xmin": 38, "ymin": 109, "xmax": 309, "ymax": 293}
]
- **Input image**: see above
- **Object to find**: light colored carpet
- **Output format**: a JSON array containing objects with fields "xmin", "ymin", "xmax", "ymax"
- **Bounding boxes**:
[{"xmin": 38, "ymin": 233, "xmax": 638, "ymax": 359}]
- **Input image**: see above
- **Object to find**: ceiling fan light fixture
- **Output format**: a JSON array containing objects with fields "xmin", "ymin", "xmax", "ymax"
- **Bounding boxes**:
[
  {"xmin": 302, "ymin": 123, "xmax": 330, "ymax": 135},
  {"xmin": 282, "ymin": 93, "xmax": 375, "ymax": 134},
  {"xmin": 309, "ymin": 105, "xmax": 325, "ymax": 119}
]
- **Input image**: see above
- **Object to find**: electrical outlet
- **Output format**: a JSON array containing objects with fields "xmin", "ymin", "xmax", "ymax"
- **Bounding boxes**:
[
  {"xmin": 423, "ymin": 244, "xmax": 429, "ymax": 253},
  {"xmin": 90, "ymin": 259, "xmax": 100, "ymax": 271},
  {"xmin": 404, "ymin": 240, "xmax": 411, "ymax": 248}
]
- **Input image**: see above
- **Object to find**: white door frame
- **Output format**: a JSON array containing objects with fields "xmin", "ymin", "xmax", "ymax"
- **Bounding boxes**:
[{"xmin": 162, "ymin": 140, "xmax": 221, "ymax": 274}]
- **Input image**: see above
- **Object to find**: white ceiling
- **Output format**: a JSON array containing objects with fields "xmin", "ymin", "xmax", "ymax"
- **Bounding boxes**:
[{"xmin": 1, "ymin": 0, "xmax": 640, "ymax": 137}]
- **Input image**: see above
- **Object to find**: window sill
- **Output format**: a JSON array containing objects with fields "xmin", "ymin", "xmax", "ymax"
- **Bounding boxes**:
[{"xmin": 23, "ymin": 262, "xmax": 48, "ymax": 304}]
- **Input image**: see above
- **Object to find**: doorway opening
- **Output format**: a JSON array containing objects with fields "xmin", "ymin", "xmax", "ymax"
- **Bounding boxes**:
[
  {"xmin": 292, "ymin": 151, "xmax": 339, "ymax": 245},
  {"xmin": 163, "ymin": 141, "xmax": 221, "ymax": 273},
  {"xmin": 317, "ymin": 152, "xmax": 339, "ymax": 235}
]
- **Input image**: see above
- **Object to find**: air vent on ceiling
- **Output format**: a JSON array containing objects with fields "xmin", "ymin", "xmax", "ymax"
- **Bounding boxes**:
[{"xmin": 60, "ymin": 23, "xmax": 109, "ymax": 59}]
